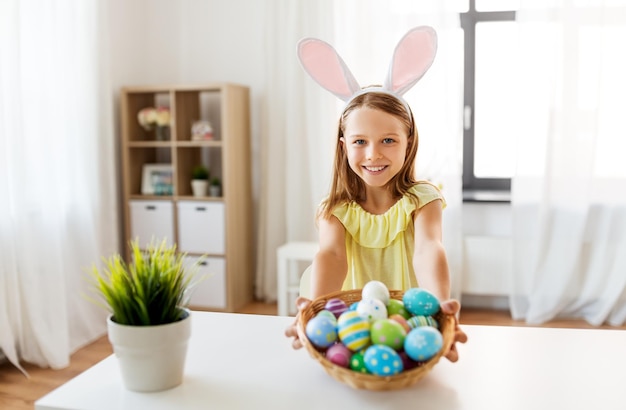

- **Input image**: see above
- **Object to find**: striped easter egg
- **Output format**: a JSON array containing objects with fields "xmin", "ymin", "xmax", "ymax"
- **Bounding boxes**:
[
  {"xmin": 337, "ymin": 311, "xmax": 371, "ymax": 351},
  {"xmin": 407, "ymin": 315, "xmax": 439, "ymax": 329},
  {"xmin": 325, "ymin": 298, "xmax": 349, "ymax": 319}
]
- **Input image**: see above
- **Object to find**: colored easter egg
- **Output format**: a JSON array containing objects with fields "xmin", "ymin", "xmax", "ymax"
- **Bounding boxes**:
[
  {"xmin": 356, "ymin": 298, "xmax": 388, "ymax": 322},
  {"xmin": 337, "ymin": 311, "xmax": 371, "ymax": 351},
  {"xmin": 370, "ymin": 318, "xmax": 407, "ymax": 350},
  {"xmin": 403, "ymin": 288, "xmax": 440, "ymax": 316},
  {"xmin": 361, "ymin": 280, "xmax": 390, "ymax": 305},
  {"xmin": 326, "ymin": 343, "xmax": 352, "ymax": 368},
  {"xmin": 363, "ymin": 345, "xmax": 404, "ymax": 376},
  {"xmin": 349, "ymin": 301, "xmax": 359, "ymax": 311},
  {"xmin": 305, "ymin": 315, "xmax": 337, "ymax": 349},
  {"xmin": 404, "ymin": 327, "xmax": 443, "ymax": 362},
  {"xmin": 388, "ymin": 314, "xmax": 411, "ymax": 334},
  {"xmin": 407, "ymin": 315, "xmax": 439, "ymax": 329},
  {"xmin": 386, "ymin": 299, "xmax": 411, "ymax": 319},
  {"xmin": 349, "ymin": 350, "xmax": 369, "ymax": 373},
  {"xmin": 316, "ymin": 309, "xmax": 338, "ymax": 324},
  {"xmin": 325, "ymin": 298, "xmax": 349, "ymax": 318}
]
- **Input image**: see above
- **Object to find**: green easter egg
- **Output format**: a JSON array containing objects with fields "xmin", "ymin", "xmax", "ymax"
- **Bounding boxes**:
[
  {"xmin": 370, "ymin": 318, "xmax": 407, "ymax": 350},
  {"xmin": 317, "ymin": 309, "xmax": 338, "ymax": 324},
  {"xmin": 349, "ymin": 350, "xmax": 369, "ymax": 374},
  {"xmin": 387, "ymin": 299, "xmax": 411, "ymax": 320}
]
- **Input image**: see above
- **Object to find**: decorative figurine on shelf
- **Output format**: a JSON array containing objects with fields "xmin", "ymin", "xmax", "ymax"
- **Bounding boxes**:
[
  {"xmin": 191, "ymin": 120, "xmax": 214, "ymax": 141},
  {"xmin": 137, "ymin": 107, "xmax": 171, "ymax": 141}
]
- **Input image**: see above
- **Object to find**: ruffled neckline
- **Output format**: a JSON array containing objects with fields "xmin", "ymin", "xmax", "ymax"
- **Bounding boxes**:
[{"xmin": 332, "ymin": 190, "xmax": 417, "ymax": 248}]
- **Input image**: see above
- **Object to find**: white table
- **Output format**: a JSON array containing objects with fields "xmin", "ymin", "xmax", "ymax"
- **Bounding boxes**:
[{"xmin": 36, "ymin": 312, "xmax": 626, "ymax": 410}]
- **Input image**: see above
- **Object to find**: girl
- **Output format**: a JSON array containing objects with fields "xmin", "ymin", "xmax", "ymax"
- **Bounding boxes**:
[{"xmin": 285, "ymin": 27, "xmax": 467, "ymax": 361}]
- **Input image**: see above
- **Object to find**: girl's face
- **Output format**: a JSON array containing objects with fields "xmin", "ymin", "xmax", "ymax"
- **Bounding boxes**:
[{"xmin": 341, "ymin": 107, "xmax": 409, "ymax": 189}]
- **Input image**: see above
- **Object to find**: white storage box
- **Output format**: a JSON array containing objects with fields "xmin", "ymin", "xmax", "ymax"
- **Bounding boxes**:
[
  {"xmin": 129, "ymin": 200, "xmax": 175, "ymax": 249},
  {"xmin": 177, "ymin": 201, "xmax": 225, "ymax": 254},
  {"xmin": 185, "ymin": 256, "xmax": 226, "ymax": 309}
]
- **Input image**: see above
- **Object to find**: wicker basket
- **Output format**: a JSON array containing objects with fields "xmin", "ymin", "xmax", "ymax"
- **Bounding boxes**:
[{"xmin": 296, "ymin": 289, "xmax": 455, "ymax": 391}]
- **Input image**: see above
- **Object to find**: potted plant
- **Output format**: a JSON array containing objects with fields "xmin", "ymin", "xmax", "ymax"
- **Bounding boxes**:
[
  {"xmin": 209, "ymin": 176, "xmax": 221, "ymax": 197},
  {"xmin": 88, "ymin": 239, "xmax": 203, "ymax": 392},
  {"xmin": 191, "ymin": 165, "xmax": 209, "ymax": 197}
]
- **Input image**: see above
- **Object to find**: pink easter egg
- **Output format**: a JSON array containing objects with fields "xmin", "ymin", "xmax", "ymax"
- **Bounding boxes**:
[
  {"xmin": 389, "ymin": 314, "xmax": 411, "ymax": 334},
  {"xmin": 326, "ymin": 343, "xmax": 352, "ymax": 368}
]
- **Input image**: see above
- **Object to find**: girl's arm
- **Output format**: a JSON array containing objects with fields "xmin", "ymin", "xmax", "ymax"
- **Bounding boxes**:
[
  {"xmin": 309, "ymin": 215, "xmax": 348, "ymax": 298},
  {"xmin": 412, "ymin": 199, "xmax": 450, "ymax": 301}
]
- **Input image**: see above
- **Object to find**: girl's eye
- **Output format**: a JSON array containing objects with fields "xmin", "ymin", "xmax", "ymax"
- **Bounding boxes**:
[
  {"xmin": 383, "ymin": 137, "xmax": 395, "ymax": 144},
  {"xmin": 354, "ymin": 139, "xmax": 366, "ymax": 145}
]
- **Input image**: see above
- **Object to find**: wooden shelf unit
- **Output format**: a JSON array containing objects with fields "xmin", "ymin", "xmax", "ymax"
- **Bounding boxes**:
[{"xmin": 119, "ymin": 83, "xmax": 253, "ymax": 312}]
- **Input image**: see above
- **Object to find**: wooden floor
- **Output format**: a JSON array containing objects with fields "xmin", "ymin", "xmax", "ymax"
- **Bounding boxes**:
[{"xmin": 2, "ymin": 302, "xmax": 624, "ymax": 410}]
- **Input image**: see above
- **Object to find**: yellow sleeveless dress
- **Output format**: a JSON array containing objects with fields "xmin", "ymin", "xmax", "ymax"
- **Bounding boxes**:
[{"xmin": 332, "ymin": 182, "xmax": 445, "ymax": 292}]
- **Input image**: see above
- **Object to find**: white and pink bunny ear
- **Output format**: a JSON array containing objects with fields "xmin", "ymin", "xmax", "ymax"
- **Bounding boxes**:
[
  {"xmin": 383, "ymin": 26, "xmax": 438, "ymax": 96},
  {"xmin": 297, "ymin": 38, "xmax": 361, "ymax": 102},
  {"xmin": 297, "ymin": 26, "xmax": 437, "ymax": 103}
]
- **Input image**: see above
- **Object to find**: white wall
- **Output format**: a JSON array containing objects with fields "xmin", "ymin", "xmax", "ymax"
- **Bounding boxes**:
[{"xmin": 106, "ymin": 0, "xmax": 268, "ymax": 248}]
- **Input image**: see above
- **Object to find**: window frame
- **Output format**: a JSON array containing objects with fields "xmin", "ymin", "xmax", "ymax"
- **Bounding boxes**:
[{"xmin": 460, "ymin": 1, "xmax": 516, "ymax": 202}]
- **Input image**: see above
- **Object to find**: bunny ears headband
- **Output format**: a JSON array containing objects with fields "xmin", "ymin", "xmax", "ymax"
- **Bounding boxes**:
[{"xmin": 297, "ymin": 26, "xmax": 438, "ymax": 113}]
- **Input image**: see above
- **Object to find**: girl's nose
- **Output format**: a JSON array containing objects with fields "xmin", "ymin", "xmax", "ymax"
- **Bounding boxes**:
[{"xmin": 366, "ymin": 145, "xmax": 381, "ymax": 160}]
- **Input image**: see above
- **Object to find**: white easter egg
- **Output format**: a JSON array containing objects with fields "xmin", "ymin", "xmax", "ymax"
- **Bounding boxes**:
[
  {"xmin": 356, "ymin": 298, "xmax": 388, "ymax": 322},
  {"xmin": 361, "ymin": 281, "xmax": 390, "ymax": 305}
]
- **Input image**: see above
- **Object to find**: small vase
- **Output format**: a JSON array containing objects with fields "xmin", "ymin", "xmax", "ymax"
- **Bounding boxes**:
[
  {"xmin": 191, "ymin": 180, "xmax": 208, "ymax": 197},
  {"xmin": 209, "ymin": 185, "xmax": 221, "ymax": 197},
  {"xmin": 155, "ymin": 126, "xmax": 170, "ymax": 141},
  {"xmin": 107, "ymin": 309, "xmax": 191, "ymax": 392}
]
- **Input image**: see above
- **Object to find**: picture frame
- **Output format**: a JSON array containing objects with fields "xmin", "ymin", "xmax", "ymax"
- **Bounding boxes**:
[{"xmin": 141, "ymin": 164, "xmax": 174, "ymax": 195}]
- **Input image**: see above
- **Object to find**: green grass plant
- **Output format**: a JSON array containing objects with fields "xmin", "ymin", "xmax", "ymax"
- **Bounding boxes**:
[{"xmin": 89, "ymin": 239, "xmax": 202, "ymax": 326}]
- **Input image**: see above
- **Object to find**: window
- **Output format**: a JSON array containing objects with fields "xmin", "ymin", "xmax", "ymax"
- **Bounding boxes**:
[{"xmin": 461, "ymin": 1, "xmax": 516, "ymax": 201}]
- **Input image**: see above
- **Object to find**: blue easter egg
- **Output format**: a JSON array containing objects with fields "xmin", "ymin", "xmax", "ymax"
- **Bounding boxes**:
[
  {"xmin": 363, "ymin": 345, "xmax": 404, "ymax": 376},
  {"xmin": 402, "ymin": 288, "xmax": 440, "ymax": 316},
  {"xmin": 305, "ymin": 315, "xmax": 337, "ymax": 348},
  {"xmin": 404, "ymin": 327, "xmax": 443, "ymax": 362}
]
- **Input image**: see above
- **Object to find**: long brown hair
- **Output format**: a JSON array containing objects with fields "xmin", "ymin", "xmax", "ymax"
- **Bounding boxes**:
[{"xmin": 318, "ymin": 91, "xmax": 419, "ymax": 220}]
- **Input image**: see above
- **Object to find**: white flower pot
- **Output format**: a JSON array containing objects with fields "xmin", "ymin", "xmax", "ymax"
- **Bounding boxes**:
[
  {"xmin": 107, "ymin": 309, "xmax": 192, "ymax": 392},
  {"xmin": 191, "ymin": 180, "xmax": 208, "ymax": 197}
]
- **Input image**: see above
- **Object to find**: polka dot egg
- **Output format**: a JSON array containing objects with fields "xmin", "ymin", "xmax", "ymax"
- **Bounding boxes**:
[
  {"xmin": 364, "ymin": 345, "xmax": 404, "ymax": 376},
  {"xmin": 305, "ymin": 315, "xmax": 337, "ymax": 349},
  {"xmin": 370, "ymin": 318, "xmax": 406, "ymax": 350},
  {"xmin": 356, "ymin": 298, "xmax": 388, "ymax": 322}
]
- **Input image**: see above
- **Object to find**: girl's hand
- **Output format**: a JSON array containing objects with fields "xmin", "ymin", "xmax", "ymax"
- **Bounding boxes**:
[
  {"xmin": 284, "ymin": 297, "xmax": 312, "ymax": 349},
  {"xmin": 439, "ymin": 299, "xmax": 468, "ymax": 362}
]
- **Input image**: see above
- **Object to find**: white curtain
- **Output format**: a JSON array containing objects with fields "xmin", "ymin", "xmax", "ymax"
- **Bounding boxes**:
[
  {"xmin": 255, "ymin": 1, "xmax": 336, "ymax": 301},
  {"xmin": 511, "ymin": 1, "xmax": 626, "ymax": 325},
  {"xmin": 256, "ymin": 0, "xmax": 465, "ymax": 301},
  {"xmin": 0, "ymin": 0, "xmax": 119, "ymax": 372}
]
